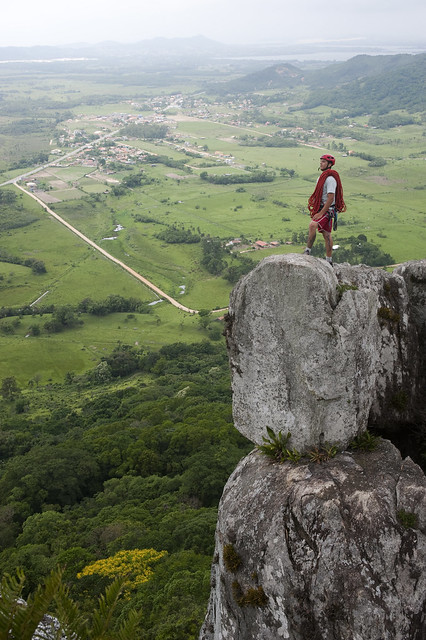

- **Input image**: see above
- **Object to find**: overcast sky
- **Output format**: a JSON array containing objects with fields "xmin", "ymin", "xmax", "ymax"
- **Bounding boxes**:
[{"xmin": 1, "ymin": 0, "xmax": 425, "ymax": 48}]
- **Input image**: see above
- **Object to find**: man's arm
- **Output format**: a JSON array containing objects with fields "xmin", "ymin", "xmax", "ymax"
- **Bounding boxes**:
[{"xmin": 312, "ymin": 192, "xmax": 334, "ymax": 221}]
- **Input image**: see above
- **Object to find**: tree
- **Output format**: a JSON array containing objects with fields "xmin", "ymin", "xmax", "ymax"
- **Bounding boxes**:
[
  {"xmin": 1, "ymin": 377, "xmax": 20, "ymax": 401},
  {"xmin": 121, "ymin": 123, "xmax": 168, "ymax": 139},
  {"xmin": 17, "ymin": 511, "xmax": 69, "ymax": 552},
  {"xmin": 0, "ymin": 189, "xmax": 17, "ymax": 205},
  {"xmin": 201, "ymin": 237, "xmax": 226, "ymax": 275},
  {"xmin": 223, "ymin": 257, "xmax": 255, "ymax": 284},
  {"xmin": 111, "ymin": 185, "xmax": 126, "ymax": 197},
  {"xmin": 122, "ymin": 173, "xmax": 141, "ymax": 188},
  {"xmin": 92, "ymin": 361, "xmax": 113, "ymax": 383},
  {"xmin": 104, "ymin": 345, "xmax": 140, "ymax": 377},
  {"xmin": 123, "ymin": 551, "xmax": 211, "ymax": 640},
  {"xmin": 30, "ymin": 260, "xmax": 46, "ymax": 274},
  {"xmin": 0, "ymin": 444, "xmax": 102, "ymax": 512},
  {"xmin": 208, "ymin": 323, "xmax": 223, "ymax": 341},
  {"xmin": 0, "ymin": 568, "xmax": 142, "ymax": 640},
  {"xmin": 155, "ymin": 226, "xmax": 200, "ymax": 244},
  {"xmin": 44, "ymin": 306, "xmax": 83, "ymax": 333},
  {"xmin": 28, "ymin": 324, "xmax": 40, "ymax": 336},
  {"xmin": 198, "ymin": 309, "xmax": 211, "ymax": 330},
  {"xmin": 77, "ymin": 548, "xmax": 167, "ymax": 596}
]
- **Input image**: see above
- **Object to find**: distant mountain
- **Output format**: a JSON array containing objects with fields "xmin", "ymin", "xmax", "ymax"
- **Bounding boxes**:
[
  {"xmin": 302, "ymin": 53, "xmax": 426, "ymax": 113},
  {"xmin": 209, "ymin": 52, "xmax": 426, "ymax": 114},
  {"xmin": 213, "ymin": 63, "xmax": 305, "ymax": 93},
  {"xmin": 1, "ymin": 39, "xmax": 423, "ymax": 114},
  {"xmin": 0, "ymin": 36, "xmax": 236, "ymax": 61},
  {"xmin": 304, "ymin": 53, "xmax": 421, "ymax": 88}
]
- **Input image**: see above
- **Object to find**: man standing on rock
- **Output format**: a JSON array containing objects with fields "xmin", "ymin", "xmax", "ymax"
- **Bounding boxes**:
[{"xmin": 303, "ymin": 154, "xmax": 346, "ymax": 266}]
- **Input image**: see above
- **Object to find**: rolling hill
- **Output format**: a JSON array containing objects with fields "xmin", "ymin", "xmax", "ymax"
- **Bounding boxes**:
[{"xmin": 210, "ymin": 52, "xmax": 426, "ymax": 113}]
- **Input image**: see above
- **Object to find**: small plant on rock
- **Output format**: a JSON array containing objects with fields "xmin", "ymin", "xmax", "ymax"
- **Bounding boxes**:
[
  {"xmin": 241, "ymin": 586, "xmax": 268, "ymax": 607},
  {"xmin": 286, "ymin": 448, "xmax": 303, "ymax": 463},
  {"xmin": 223, "ymin": 544, "xmax": 242, "ymax": 573},
  {"xmin": 308, "ymin": 444, "xmax": 338, "ymax": 464},
  {"xmin": 377, "ymin": 306, "xmax": 400, "ymax": 323},
  {"xmin": 232, "ymin": 580, "xmax": 268, "ymax": 608},
  {"xmin": 397, "ymin": 509, "xmax": 418, "ymax": 529},
  {"xmin": 257, "ymin": 427, "xmax": 292, "ymax": 463},
  {"xmin": 350, "ymin": 429, "xmax": 380, "ymax": 451},
  {"xmin": 336, "ymin": 283, "xmax": 358, "ymax": 298}
]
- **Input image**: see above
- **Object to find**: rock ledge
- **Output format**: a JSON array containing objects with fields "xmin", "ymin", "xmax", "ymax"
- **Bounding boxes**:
[{"xmin": 200, "ymin": 440, "xmax": 426, "ymax": 640}]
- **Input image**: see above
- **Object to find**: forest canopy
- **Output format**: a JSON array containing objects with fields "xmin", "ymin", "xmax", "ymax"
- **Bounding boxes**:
[{"xmin": 0, "ymin": 341, "xmax": 252, "ymax": 639}]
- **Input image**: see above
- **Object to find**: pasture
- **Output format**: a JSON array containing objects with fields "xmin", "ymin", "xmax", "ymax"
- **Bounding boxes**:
[
  {"xmin": 0, "ymin": 303, "xmax": 204, "ymax": 386},
  {"xmin": 0, "ymin": 66, "xmax": 425, "ymax": 381}
]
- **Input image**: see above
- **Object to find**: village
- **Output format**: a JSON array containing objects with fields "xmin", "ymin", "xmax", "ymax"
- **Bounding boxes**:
[
  {"xmin": 18, "ymin": 90, "xmax": 309, "ymax": 253},
  {"xmin": 44, "ymin": 89, "xmax": 350, "ymax": 172},
  {"xmin": 15, "ymin": 75, "xmax": 373, "ymax": 216},
  {"xmin": 17, "ymin": 89, "xmax": 354, "ymax": 257}
]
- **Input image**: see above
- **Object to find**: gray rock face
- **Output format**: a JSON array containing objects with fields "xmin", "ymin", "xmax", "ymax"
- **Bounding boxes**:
[
  {"xmin": 225, "ymin": 255, "xmax": 425, "ymax": 452},
  {"xmin": 33, "ymin": 615, "xmax": 67, "ymax": 639},
  {"xmin": 201, "ymin": 258, "xmax": 426, "ymax": 640},
  {"xmin": 394, "ymin": 260, "xmax": 426, "ymax": 332},
  {"xmin": 199, "ymin": 441, "xmax": 426, "ymax": 640}
]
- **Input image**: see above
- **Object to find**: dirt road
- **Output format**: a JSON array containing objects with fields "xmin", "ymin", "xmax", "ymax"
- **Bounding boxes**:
[{"xmin": 14, "ymin": 183, "xmax": 199, "ymax": 314}]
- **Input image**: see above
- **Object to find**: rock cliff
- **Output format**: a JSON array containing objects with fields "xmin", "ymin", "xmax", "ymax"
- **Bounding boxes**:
[
  {"xmin": 199, "ymin": 441, "xmax": 425, "ymax": 640},
  {"xmin": 200, "ymin": 256, "xmax": 426, "ymax": 640},
  {"xmin": 225, "ymin": 255, "xmax": 425, "ymax": 452}
]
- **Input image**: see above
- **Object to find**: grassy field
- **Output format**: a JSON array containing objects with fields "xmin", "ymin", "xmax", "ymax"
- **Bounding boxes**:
[
  {"xmin": 0, "ymin": 302, "xmax": 206, "ymax": 385},
  {"xmin": 0, "ymin": 67, "xmax": 425, "ymax": 382}
]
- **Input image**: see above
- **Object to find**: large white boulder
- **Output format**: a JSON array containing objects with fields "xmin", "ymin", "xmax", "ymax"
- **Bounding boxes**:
[{"xmin": 224, "ymin": 255, "xmax": 425, "ymax": 452}]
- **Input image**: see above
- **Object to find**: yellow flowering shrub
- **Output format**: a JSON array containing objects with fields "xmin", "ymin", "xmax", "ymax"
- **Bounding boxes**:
[{"xmin": 77, "ymin": 548, "xmax": 167, "ymax": 592}]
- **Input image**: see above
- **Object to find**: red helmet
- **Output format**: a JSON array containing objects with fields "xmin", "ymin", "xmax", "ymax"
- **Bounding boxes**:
[{"xmin": 320, "ymin": 154, "xmax": 335, "ymax": 166}]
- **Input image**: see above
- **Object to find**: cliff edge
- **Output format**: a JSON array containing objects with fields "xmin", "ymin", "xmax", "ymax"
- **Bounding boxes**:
[
  {"xmin": 200, "ymin": 257, "xmax": 426, "ymax": 640},
  {"xmin": 199, "ymin": 441, "xmax": 425, "ymax": 640},
  {"xmin": 225, "ymin": 255, "xmax": 425, "ymax": 452}
]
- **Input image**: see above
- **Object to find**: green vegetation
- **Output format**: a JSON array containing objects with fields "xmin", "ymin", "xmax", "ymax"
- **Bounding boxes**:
[
  {"xmin": 0, "ymin": 50, "xmax": 425, "ymax": 637},
  {"xmin": 200, "ymin": 170, "xmax": 275, "ymax": 184},
  {"xmin": 121, "ymin": 123, "xmax": 169, "ymax": 139},
  {"xmin": 350, "ymin": 430, "xmax": 381, "ymax": 451},
  {"xmin": 258, "ymin": 428, "xmax": 337, "ymax": 465},
  {"xmin": 336, "ymin": 283, "xmax": 358, "ymax": 297},
  {"xmin": 223, "ymin": 544, "xmax": 242, "ymax": 573},
  {"xmin": 308, "ymin": 444, "xmax": 338, "ymax": 464},
  {"xmin": 312, "ymin": 234, "xmax": 394, "ymax": 266},
  {"xmin": 257, "ymin": 428, "xmax": 302, "ymax": 464},
  {"xmin": 302, "ymin": 54, "xmax": 426, "ymax": 113},
  {"xmin": 0, "ymin": 568, "xmax": 142, "ymax": 639},
  {"xmin": 377, "ymin": 306, "xmax": 401, "ymax": 323},
  {"xmin": 397, "ymin": 509, "xmax": 418, "ymax": 529},
  {"xmin": 155, "ymin": 226, "xmax": 201, "ymax": 244},
  {"xmin": 0, "ymin": 249, "xmax": 46, "ymax": 274},
  {"xmin": 232, "ymin": 580, "xmax": 268, "ymax": 608},
  {"xmin": 0, "ymin": 342, "xmax": 252, "ymax": 639},
  {"xmin": 239, "ymin": 134, "xmax": 298, "ymax": 148}
]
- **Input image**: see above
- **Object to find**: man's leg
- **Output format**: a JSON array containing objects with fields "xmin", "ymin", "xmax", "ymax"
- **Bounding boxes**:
[
  {"xmin": 323, "ymin": 231, "xmax": 333, "ymax": 263},
  {"xmin": 304, "ymin": 220, "xmax": 318, "ymax": 254}
]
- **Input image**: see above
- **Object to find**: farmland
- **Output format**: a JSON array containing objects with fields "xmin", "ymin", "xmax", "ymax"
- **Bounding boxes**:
[
  {"xmin": 0, "ymin": 46, "xmax": 425, "ymax": 640},
  {"xmin": 0, "ymin": 56, "xmax": 425, "ymax": 382}
]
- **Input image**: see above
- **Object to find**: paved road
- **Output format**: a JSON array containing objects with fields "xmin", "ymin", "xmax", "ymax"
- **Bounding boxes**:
[
  {"xmin": 0, "ymin": 130, "xmax": 120, "ymax": 188},
  {"xmin": 14, "ymin": 183, "xmax": 199, "ymax": 314}
]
